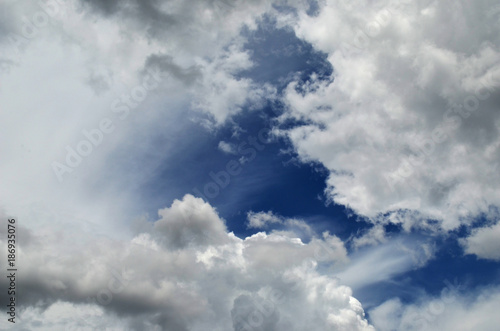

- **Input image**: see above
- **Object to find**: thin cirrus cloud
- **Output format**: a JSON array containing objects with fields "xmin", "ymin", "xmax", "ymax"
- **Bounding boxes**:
[
  {"xmin": 334, "ymin": 236, "xmax": 435, "ymax": 292},
  {"xmin": 0, "ymin": 0, "xmax": 273, "ymax": 229}
]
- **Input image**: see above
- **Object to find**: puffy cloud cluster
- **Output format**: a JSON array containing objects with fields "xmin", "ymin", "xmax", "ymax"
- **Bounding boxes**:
[
  {"xmin": 461, "ymin": 221, "xmax": 500, "ymax": 261},
  {"xmin": 74, "ymin": 0, "xmax": 281, "ymax": 124},
  {"xmin": 0, "ymin": 196, "xmax": 373, "ymax": 330},
  {"xmin": 280, "ymin": 0, "xmax": 500, "ymax": 231},
  {"xmin": 370, "ymin": 284, "xmax": 500, "ymax": 331}
]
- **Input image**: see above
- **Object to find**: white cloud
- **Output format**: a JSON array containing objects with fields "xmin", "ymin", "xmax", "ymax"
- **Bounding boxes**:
[
  {"xmin": 0, "ymin": 195, "xmax": 373, "ymax": 330},
  {"xmin": 219, "ymin": 140, "xmax": 238, "ymax": 155},
  {"xmin": 247, "ymin": 211, "xmax": 284, "ymax": 228},
  {"xmin": 154, "ymin": 194, "xmax": 231, "ymax": 249},
  {"xmin": 279, "ymin": 0, "xmax": 500, "ymax": 231},
  {"xmin": 74, "ymin": 0, "xmax": 278, "ymax": 124},
  {"xmin": 370, "ymin": 285, "xmax": 500, "ymax": 331},
  {"xmin": 461, "ymin": 222, "xmax": 500, "ymax": 261},
  {"xmin": 3, "ymin": 1, "xmax": 500, "ymax": 329},
  {"xmin": 352, "ymin": 224, "xmax": 387, "ymax": 249},
  {"xmin": 246, "ymin": 212, "xmax": 320, "ymax": 244},
  {"xmin": 191, "ymin": 45, "xmax": 261, "ymax": 124},
  {"xmin": 335, "ymin": 236, "xmax": 435, "ymax": 290},
  {"xmin": 2, "ymin": 302, "xmax": 130, "ymax": 331}
]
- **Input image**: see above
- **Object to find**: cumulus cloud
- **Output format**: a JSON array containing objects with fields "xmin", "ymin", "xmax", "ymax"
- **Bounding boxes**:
[
  {"xmin": 280, "ymin": 0, "xmax": 500, "ymax": 231},
  {"xmin": 75, "ymin": 0, "xmax": 278, "ymax": 123},
  {"xmin": 0, "ymin": 195, "xmax": 372, "ymax": 330},
  {"xmin": 369, "ymin": 285, "xmax": 500, "ymax": 331},
  {"xmin": 246, "ymin": 211, "xmax": 320, "ymax": 244},
  {"xmin": 154, "ymin": 194, "xmax": 231, "ymax": 249},
  {"xmin": 461, "ymin": 221, "xmax": 500, "ymax": 261},
  {"xmin": 247, "ymin": 210, "xmax": 284, "ymax": 228},
  {"xmin": 4, "ymin": 0, "xmax": 499, "ymax": 329}
]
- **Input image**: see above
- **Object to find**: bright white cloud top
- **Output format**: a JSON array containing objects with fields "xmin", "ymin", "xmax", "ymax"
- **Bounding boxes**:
[
  {"xmin": 281, "ymin": 0, "xmax": 500, "ymax": 232},
  {"xmin": 0, "ymin": 196, "xmax": 373, "ymax": 330}
]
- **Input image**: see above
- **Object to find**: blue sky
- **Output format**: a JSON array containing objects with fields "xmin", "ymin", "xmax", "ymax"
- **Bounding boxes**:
[{"xmin": 1, "ymin": 0, "xmax": 500, "ymax": 330}]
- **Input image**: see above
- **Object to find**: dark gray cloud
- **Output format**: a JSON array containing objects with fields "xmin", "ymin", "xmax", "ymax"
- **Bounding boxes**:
[{"xmin": 144, "ymin": 54, "xmax": 202, "ymax": 86}]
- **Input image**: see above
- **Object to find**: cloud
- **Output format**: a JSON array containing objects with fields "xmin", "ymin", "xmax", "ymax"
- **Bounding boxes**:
[
  {"xmin": 72, "ymin": 0, "xmax": 280, "ymax": 124},
  {"xmin": 461, "ymin": 221, "xmax": 500, "ymax": 261},
  {"xmin": 335, "ymin": 236, "xmax": 435, "ymax": 291},
  {"xmin": 3, "ymin": 0, "xmax": 499, "ymax": 329},
  {"xmin": 247, "ymin": 210, "xmax": 284, "ymax": 228},
  {"xmin": 246, "ymin": 212, "xmax": 320, "ymax": 244},
  {"xmin": 77, "ymin": 0, "xmax": 272, "ymax": 54},
  {"xmin": 153, "ymin": 194, "xmax": 231, "ymax": 249},
  {"xmin": 369, "ymin": 285, "xmax": 500, "ymax": 331},
  {"xmin": 351, "ymin": 224, "xmax": 387, "ymax": 249},
  {"xmin": 279, "ymin": 0, "xmax": 500, "ymax": 231},
  {"xmin": 0, "ymin": 195, "xmax": 372, "ymax": 330},
  {"xmin": 219, "ymin": 141, "xmax": 239, "ymax": 155},
  {"xmin": 191, "ymin": 45, "xmax": 276, "ymax": 124},
  {"xmin": 144, "ymin": 54, "xmax": 202, "ymax": 87},
  {"xmin": 0, "ymin": 0, "xmax": 278, "ymax": 239}
]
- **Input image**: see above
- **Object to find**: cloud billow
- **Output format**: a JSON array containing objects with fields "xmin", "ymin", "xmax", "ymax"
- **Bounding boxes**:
[
  {"xmin": 0, "ymin": 196, "xmax": 373, "ymax": 330},
  {"xmin": 280, "ymin": 0, "xmax": 500, "ymax": 233}
]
